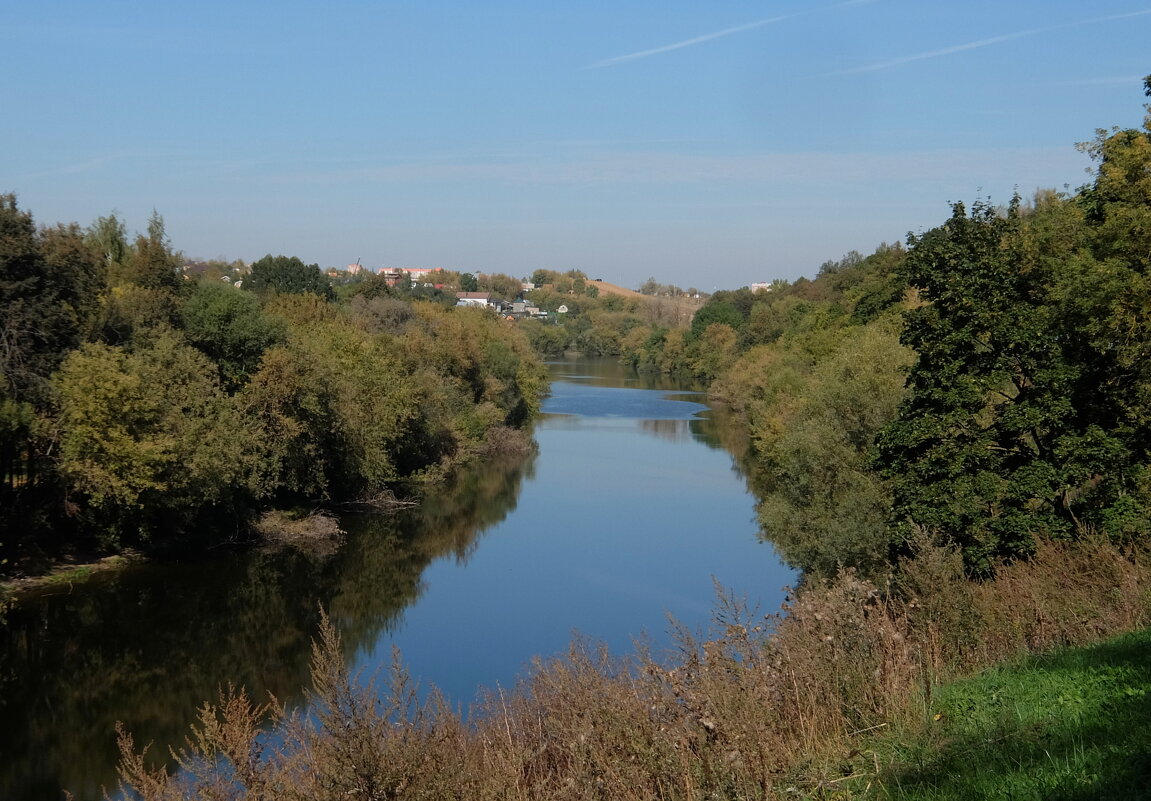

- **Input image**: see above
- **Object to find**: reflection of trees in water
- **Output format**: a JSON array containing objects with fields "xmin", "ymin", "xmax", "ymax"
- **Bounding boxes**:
[
  {"xmin": 329, "ymin": 447, "xmax": 537, "ymax": 660},
  {"xmin": 690, "ymin": 405, "xmax": 756, "ymax": 481},
  {"xmin": 0, "ymin": 554, "xmax": 326, "ymax": 801},
  {"xmin": 548, "ymin": 357, "xmax": 701, "ymax": 393},
  {"xmin": 0, "ymin": 446, "xmax": 536, "ymax": 801},
  {"xmin": 639, "ymin": 418, "xmax": 693, "ymax": 442}
]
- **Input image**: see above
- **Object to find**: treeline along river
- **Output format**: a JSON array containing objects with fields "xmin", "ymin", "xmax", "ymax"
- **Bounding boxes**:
[{"xmin": 0, "ymin": 358, "xmax": 794, "ymax": 801}]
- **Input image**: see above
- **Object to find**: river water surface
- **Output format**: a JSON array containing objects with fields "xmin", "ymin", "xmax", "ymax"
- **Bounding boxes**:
[{"xmin": 0, "ymin": 357, "xmax": 793, "ymax": 800}]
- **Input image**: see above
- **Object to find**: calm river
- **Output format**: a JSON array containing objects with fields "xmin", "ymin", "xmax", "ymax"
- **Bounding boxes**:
[{"xmin": 0, "ymin": 357, "xmax": 793, "ymax": 800}]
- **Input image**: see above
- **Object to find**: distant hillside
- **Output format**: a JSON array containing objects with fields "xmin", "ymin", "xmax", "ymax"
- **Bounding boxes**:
[
  {"xmin": 588, "ymin": 279, "xmax": 644, "ymax": 298},
  {"xmin": 590, "ymin": 279, "xmax": 703, "ymax": 327}
]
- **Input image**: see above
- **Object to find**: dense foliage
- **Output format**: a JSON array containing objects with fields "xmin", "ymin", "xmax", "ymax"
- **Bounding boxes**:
[
  {"xmin": 630, "ymin": 79, "xmax": 1151, "ymax": 579},
  {"xmin": 0, "ymin": 206, "xmax": 545, "ymax": 567},
  {"xmin": 244, "ymin": 254, "xmax": 335, "ymax": 300},
  {"xmin": 878, "ymin": 193, "xmax": 1151, "ymax": 574}
]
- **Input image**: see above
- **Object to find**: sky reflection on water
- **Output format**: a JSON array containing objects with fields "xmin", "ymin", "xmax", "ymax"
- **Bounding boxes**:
[{"xmin": 356, "ymin": 359, "xmax": 793, "ymax": 705}]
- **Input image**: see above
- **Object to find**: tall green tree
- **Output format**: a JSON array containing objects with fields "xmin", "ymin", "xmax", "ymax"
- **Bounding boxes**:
[
  {"xmin": 55, "ymin": 332, "xmax": 247, "ymax": 543},
  {"xmin": 245, "ymin": 254, "xmax": 334, "ymax": 300},
  {"xmin": 121, "ymin": 210, "xmax": 183, "ymax": 292},
  {"xmin": 0, "ymin": 196, "xmax": 104, "ymax": 496},
  {"xmin": 84, "ymin": 212, "xmax": 128, "ymax": 272},
  {"xmin": 756, "ymin": 322, "xmax": 912, "ymax": 579},
  {"xmin": 877, "ymin": 188, "xmax": 1151, "ymax": 573},
  {"xmin": 182, "ymin": 282, "xmax": 286, "ymax": 391},
  {"xmin": 877, "ymin": 200, "xmax": 1064, "ymax": 572}
]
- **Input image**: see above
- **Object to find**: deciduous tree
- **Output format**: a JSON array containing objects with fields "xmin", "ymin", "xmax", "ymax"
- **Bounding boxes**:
[{"xmin": 245, "ymin": 254, "xmax": 334, "ymax": 300}]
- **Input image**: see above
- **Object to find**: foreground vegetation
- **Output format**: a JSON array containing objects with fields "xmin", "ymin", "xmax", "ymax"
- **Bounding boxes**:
[{"xmin": 114, "ymin": 536, "xmax": 1151, "ymax": 800}]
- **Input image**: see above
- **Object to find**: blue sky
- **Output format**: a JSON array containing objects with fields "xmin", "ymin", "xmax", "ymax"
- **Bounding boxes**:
[{"xmin": 3, "ymin": 1, "xmax": 1149, "ymax": 290}]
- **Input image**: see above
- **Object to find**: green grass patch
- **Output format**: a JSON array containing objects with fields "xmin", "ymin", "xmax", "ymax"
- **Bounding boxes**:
[{"xmin": 857, "ymin": 629, "xmax": 1151, "ymax": 800}]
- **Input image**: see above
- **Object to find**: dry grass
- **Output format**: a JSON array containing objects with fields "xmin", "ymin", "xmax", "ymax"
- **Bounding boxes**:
[
  {"xmin": 252, "ymin": 510, "xmax": 344, "ymax": 557},
  {"xmin": 114, "ymin": 536, "xmax": 1151, "ymax": 800}
]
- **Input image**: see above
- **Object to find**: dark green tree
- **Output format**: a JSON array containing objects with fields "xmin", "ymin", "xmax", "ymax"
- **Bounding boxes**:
[
  {"xmin": 875, "ymin": 193, "xmax": 1151, "ymax": 574},
  {"xmin": 245, "ymin": 254, "xmax": 334, "ymax": 300},
  {"xmin": 688, "ymin": 298, "xmax": 744, "ymax": 340},
  {"xmin": 121, "ymin": 211, "xmax": 183, "ymax": 292},
  {"xmin": 182, "ymin": 282, "xmax": 286, "ymax": 391},
  {"xmin": 878, "ymin": 200, "xmax": 1055, "ymax": 572},
  {"xmin": 1, "ymin": 196, "xmax": 105, "ymax": 498}
]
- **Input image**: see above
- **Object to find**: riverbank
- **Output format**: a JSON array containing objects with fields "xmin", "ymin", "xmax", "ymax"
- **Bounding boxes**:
[
  {"xmin": 847, "ymin": 626, "xmax": 1151, "ymax": 799},
  {"xmin": 0, "ymin": 551, "xmax": 143, "ymax": 605},
  {"xmin": 0, "ymin": 424, "xmax": 536, "ymax": 606},
  {"xmin": 115, "ymin": 535, "xmax": 1151, "ymax": 800}
]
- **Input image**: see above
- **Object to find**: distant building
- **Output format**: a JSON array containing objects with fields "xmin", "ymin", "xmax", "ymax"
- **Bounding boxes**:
[
  {"xmin": 378, "ymin": 269, "xmax": 404, "ymax": 287},
  {"xmin": 374, "ymin": 266, "xmax": 447, "ymax": 286},
  {"xmin": 751, "ymin": 282, "xmax": 773, "ymax": 293},
  {"xmin": 455, "ymin": 291, "xmax": 493, "ymax": 308},
  {"xmin": 406, "ymin": 267, "xmax": 444, "ymax": 282}
]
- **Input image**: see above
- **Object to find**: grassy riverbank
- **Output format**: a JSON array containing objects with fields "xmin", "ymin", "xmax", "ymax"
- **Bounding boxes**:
[
  {"xmin": 0, "ymin": 551, "xmax": 144, "ymax": 604},
  {"xmin": 852, "ymin": 628, "xmax": 1151, "ymax": 800},
  {"xmin": 114, "ymin": 536, "xmax": 1151, "ymax": 800}
]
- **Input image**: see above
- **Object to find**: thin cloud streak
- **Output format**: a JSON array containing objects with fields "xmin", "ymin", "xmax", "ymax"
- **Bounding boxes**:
[
  {"xmin": 836, "ymin": 31, "xmax": 1029, "ymax": 74},
  {"xmin": 584, "ymin": 0, "xmax": 879, "ymax": 70},
  {"xmin": 583, "ymin": 1, "xmax": 875, "ymax": 70},
  {"xmin": 835, "ymin": 8, "xmax": 1151, "ymax": 75},
  {"xmin": 10, "ymin": 154, "xmax": 123, "ymax": 182},
  {"xmin": 583, "ymin": 14, "xmax": 799, "ymax": 70}
]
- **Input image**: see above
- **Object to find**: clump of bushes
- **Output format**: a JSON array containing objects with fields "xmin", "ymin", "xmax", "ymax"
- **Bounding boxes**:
[{"xmin": 252, "ymin": 510, "xmax": 344, "ymax": 557}]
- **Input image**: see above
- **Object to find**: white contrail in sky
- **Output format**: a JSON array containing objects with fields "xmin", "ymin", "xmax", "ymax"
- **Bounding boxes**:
[
  {"xmin": 836, "ymin": 31, "xmax": 1030, "ymax": 74},
  {"xmin": 835, "ymin": 8, "xmax": 1151, "ymax": 75},
  {"xmin": 582, "ymin": 1, "xmax": 880, "ymax": 70},
  {"xmin": 583, "ymin": 14, "xmax": 799, "ymax": 70}
]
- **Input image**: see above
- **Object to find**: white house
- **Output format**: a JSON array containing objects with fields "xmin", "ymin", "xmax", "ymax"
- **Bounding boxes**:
[{"xmin": 455, "ymin": 291, "xmax": 493, "ymax": 308}]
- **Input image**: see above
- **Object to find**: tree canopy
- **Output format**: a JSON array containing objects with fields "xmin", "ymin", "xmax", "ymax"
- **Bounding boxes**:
[
  {"xmin": 0, "ymin": 202, "xmax": 547, "ymax": 567},
  {"xmin": 244, "ymin": 254, "xmax": 335, "ymax": 300}
]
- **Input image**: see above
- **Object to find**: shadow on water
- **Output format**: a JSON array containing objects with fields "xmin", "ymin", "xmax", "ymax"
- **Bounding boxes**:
[{"xmin": 0, "ymin": 448, "xmax": 535, "ymax": 801}]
